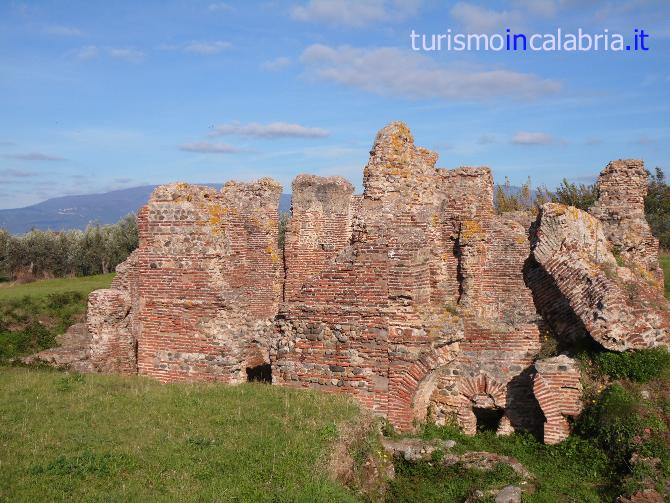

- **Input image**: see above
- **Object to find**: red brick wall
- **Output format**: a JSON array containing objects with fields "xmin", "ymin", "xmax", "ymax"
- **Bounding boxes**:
[
  {"xmin": 276, "ymin": 122, "xmax": 536, "ymax": 432},
  {"xmin": 283, "ymin": 175, "xmax": 355, "ymax": 300},
  {"xmin": 590, "ymin": 159, "xmax": 663, "ymax": 287},
  {"xmin": 132, "ymin": 180, "xmax": 282, "ymax": 382},
  {"xmin": 533, "ymin": 356, "xmax": 582, "ymax": 444}
]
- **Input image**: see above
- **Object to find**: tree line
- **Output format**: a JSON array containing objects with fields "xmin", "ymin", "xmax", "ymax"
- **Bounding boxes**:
[
  {"xmin": 0, "ymin": 214, "xmax": 138, "ymax": 282},
  {"xmin": 495, "ymin": 167, "xmax": 670, "ymax": 250}
]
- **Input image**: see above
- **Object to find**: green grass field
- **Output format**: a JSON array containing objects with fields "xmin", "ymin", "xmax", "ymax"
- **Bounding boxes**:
[
  {"xmin": 0, "ymin": 367, "xmax": 360, "ymax": 502},
  {"xmin": 0, "ymin": 273, "xmax": 114, "ymax": 300},
  {"xmin": 661, "ymin": 251, "xmax": 670, "ymax": 298}
]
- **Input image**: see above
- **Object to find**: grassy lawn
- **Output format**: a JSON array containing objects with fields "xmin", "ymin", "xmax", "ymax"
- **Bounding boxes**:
[
  {"xmin": 0, "ymin": 273, "xmax": 114, "ymax": 301},
  {"xmin": 0, "ymin": 367, "xmax": 360, "ymax": 502},
  {"xmin": 660, "ymin": 251, "xmax": 670, "ymax": 298}
]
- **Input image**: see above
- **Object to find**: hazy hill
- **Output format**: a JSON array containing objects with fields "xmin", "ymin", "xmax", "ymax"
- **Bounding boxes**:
[{"xmin": 0, "ymin": 186, "xmax": 292, "ymax": 234}]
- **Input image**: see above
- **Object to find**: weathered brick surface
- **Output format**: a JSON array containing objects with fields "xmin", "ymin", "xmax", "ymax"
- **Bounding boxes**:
[
  {"xmin": 276, "ymin": 123, "xmax": 543, "ymax": 433},
  {"xmin": 590, "ymin": 159, "xmax": 664, "ymax": 287},
  {"xmin": 533, "ymin": 355, "xmax": 582, "ymax": 444},
  {"xmin": 87, "ymin": 179, "xmax": 282, "ymax": 382},
  {"xmin": 283, "ymin": 175, "xmax": 355, "ymax": 300},
  {"xmin": 533, "ymin": 203, "xmax": 670, "ymax": 351},
  {"xmin": 66, "ymin": 121, "xmax": 669, "ymax": 440},
  {"xmin": 276, "ymin": 123, "xmax": 466, "ymax": 430},
  {"xmin": 87, "ymin": 289, "xmax": 135, "ymax": 373}
]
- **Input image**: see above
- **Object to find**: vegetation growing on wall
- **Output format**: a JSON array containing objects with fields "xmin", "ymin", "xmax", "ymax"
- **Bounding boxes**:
[{"xmin": 495, "ymin": 168, "xmax": 670, "ymax": 252}]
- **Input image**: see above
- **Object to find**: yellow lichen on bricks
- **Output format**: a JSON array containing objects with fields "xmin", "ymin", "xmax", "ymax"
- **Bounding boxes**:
[
  {"xmin": 208, "ymin": 205, "xmax": 227, "ymax": 227},
  {"xmin": 266, "ymin": 245, "xmax": 279, "ymax": 263},
  {"xmin": 460, "ymin": 220, "xmax": 483, "ymax": 240}
]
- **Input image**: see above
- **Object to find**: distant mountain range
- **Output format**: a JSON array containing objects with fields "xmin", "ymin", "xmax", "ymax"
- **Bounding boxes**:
[{"xmin": 0, "ymin": 185, "xmax": 293, "ymax": 235}]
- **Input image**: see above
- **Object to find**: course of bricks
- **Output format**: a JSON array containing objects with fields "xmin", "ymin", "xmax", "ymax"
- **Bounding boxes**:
[
  {"xmin": 532, "ymin": 355, "xmax": 583, "ymax": 445},
  {"xmin": 66, "ymin": 122, "xmax": 670, "ymax": 443}
]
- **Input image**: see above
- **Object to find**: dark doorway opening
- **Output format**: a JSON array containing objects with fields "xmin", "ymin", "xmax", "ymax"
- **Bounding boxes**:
[
  {"xmin": 246, "ymin": 363, "xmax": 272, "ymax": 383},
  {"xmin": 473, "ymin": 407, "xmax": 504, "ymax": 433}
]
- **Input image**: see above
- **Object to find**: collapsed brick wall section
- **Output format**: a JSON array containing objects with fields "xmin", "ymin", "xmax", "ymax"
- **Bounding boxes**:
[
  {"xmin": 532, "ymin": 203, "xmax": 670, "ymax": 351},
  {"xmin": 590, "ymin": 159, "xmax": 663, "ymax": 288},
  {"xmin": 87, "ymin": 289, "xmax": 136, "ymax": 373},
  {"xmin": 533, "ymin": 355, "xmax": 582, "ymax": 444}
]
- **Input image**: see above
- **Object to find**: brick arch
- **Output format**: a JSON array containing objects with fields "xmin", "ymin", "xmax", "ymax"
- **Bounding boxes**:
[
  {"xmin": 459, "ymin": 374, "xmax": 507, "ymax": 406},
  {"xmin": 456, "ymin": 374, "xmax": 508, "ymax": 435},
  {"xmin": 389, "ymin": 342, "xmax": 458, "ymax": 431}
]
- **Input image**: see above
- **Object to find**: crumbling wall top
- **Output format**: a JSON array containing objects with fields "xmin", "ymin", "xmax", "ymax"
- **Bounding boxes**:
[
  {"xmin": 590, "ymin": 159, "xmax": 648, "ymax": 218},
  {"xmin": 362, "ymin": 121, "xmax": 438, "ymax": 200},
  {"xmin": 291, "ymin": 174, "xmax": 355, "ymax": 211}
]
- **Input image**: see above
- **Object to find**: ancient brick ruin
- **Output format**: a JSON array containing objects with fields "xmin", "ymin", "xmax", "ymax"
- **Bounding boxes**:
[{"xmin": 33, "ymin": 122, "xmax": 670, "ymax": 443}]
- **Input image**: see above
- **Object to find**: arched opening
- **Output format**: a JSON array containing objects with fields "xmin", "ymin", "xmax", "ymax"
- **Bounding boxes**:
[
  {"xmin": 246, "ymin": 363, "xmax": 272, "ymax": 383},
  {"xmin": 473, "ymin": 407, "xmax": 504, "ymax": 433}
]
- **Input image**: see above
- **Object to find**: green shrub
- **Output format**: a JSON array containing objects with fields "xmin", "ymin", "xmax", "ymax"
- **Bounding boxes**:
[
  {"xmin": 388, "ymin": 460, "xmax": 520, "ymax": 503},
  {"xmin": 0, "ymin": 288, "xmax": 91, "ymax": 360},
  {"xmin": 576, "ymin": 384, "xmax": 664, "ymax": 467},
  {"xmin": 0, "ymin": 321, "xmax": 55, "ymax": 359},
  {"xmin": 593, "ymin": 348, "xmax": 670, "ymax": 383}
]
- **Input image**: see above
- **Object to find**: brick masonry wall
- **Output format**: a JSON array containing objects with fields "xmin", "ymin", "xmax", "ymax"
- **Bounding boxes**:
[
  {"xmin": 277, "ymin": 123, "xmax": 543, "ymax": 433},
  {"xmin": 283, "ymin": 175, "xmax": 355, "ymax": 301},
  {"xmin": 88, "ymin": 179, "xmax": 282, "ymax": 382},
  {"xmin": 79, "ymin": 122, "xmax": 670, "ymax": 441},
  {"xmin": 430, "ymin": 213, "xmax": 543, "ymax": 436},
  {"xmin": 590, "ymin": 159, "xmax": 664, "ymax": 288},
  {"xmin": 533, "ymin": 355, "xmax": 582, "ymax": 444},
  {"xmin": 533, "ymin": 203, "xmax": 670, "ymax": 351}
]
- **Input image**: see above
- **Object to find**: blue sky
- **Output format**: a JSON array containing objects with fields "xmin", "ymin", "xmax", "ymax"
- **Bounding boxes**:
[{"xmin": 1, "ymin": 0, "xmax": 669, "ymax": 209}]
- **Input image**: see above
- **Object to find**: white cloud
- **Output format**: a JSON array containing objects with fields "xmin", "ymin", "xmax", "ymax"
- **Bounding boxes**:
[
  {"xmin": 5, "ymin": 152, "xmax": 66, "ymax": 161},
  {"xmin": 512, "ymin": 0, "xmax": 558, "ymax": 17},
  {"xmin": 450, "ymin": 1, "xmax": 561, "ymax": 33},
  {"xmin": 108, "ymin": 47, "xmax": 145, "ymax": 63},
  {"xmin": 73, "ymin": 45, "xmax": 99, "ymax": 61},
  {"xmin": 211, "ymin": 122, "xmax": 330, "ymax": 139},
  {"xmin": 179, "ymin": 142, "xmax": 243, "ymax": 153},
  {"xmin": 183, "ymin": 40, "xmax": 232, "ymax": 55},
  {"xmin": 450, "ymin": 2, "xmax": 523, "ymax": 33},
  {"xmin": 262, "ymin": 56, "xmax": 291, "ymax": 71},
  {"xmin": 44, "ymin": 25, "xmax": 83, "ymax": 36},
  {"xmin": 300, "ymin": 44, "xmax": 561, "ymax": 100},
  {"xmin": 0, "ymin": 168, "xmax": 39, "ymax": 177},
  {"xmin": 208, "ymin": 2, "xmax": 233, "ymax": 12},
  {"xmin": 511, "ymin": 132, "xmax": 554, "ymax": 145},
  {"xmin": 477, "ymin": 134, "xmax": 497, "ymax": 145},
  {"xmin": 291, "ymin": 0, "xmax": 420, "ymax": 28}
]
